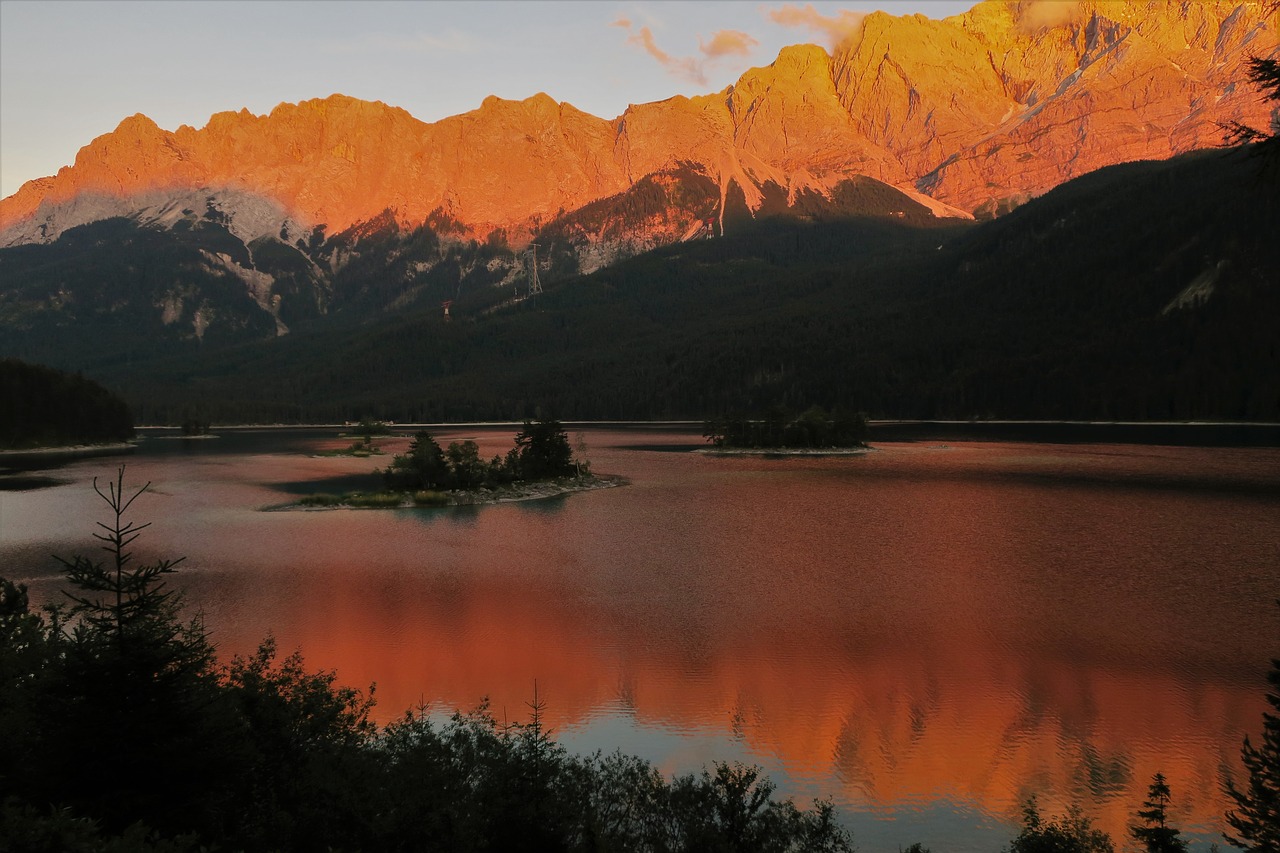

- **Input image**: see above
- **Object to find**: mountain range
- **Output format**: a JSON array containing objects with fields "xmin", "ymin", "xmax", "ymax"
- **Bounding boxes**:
[
  {"xmin": 3, "ymin": 0, "xmax": 1274, "ymax": 244},
  {"xmin": 0, "ymin": 0, "xmax": 1277, "ymax": 423}
]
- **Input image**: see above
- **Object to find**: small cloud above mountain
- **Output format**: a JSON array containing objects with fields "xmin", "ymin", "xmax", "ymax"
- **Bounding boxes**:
[
  {"xmin": 613, "ymin": 17, "xmax": 760, "ymax": 85},
  {"xmin": 699, "ymin": 30, "xmax": 759, "ymax": 58},
  {"xmin": 765, "ymin": 3, "xmax": 868, "ymax": 49}
]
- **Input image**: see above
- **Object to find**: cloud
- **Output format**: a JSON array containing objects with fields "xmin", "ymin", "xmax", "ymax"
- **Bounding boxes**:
[
  {"xmin": 616, "ymin": 19, "xmax": 761, "ymax": 86},
  {"xmin": 1015, "ymin": 0, "xmax": 1083, "ymax": 33},
  {"xmin": 628, "ymin": 26, "xmax": 707, "ymax": 85},
  {"xmin": 699, "ymin": 29, "xmax": 759, "ymax": 58},
  {"xmin": 766, "ymin": 4, "xmax": 867, "ymax": 48}
]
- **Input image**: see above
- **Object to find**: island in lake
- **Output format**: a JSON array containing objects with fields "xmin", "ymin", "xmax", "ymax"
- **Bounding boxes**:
[
  {"xmin": 284, "ymin": 419, "xmax": 622, "ymax": 509},
  {"xmin": 701, "ymin": 406, "xmax": 871, "ymax": 454}
]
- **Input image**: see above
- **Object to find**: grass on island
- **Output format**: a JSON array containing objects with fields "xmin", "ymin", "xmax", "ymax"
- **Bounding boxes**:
[{"xmin": 298, "ymin": 491, "xmax": 405, "ymax": 508}]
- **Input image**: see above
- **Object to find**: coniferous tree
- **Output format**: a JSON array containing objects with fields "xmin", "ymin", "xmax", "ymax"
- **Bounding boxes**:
[
  {"xmin": 1222, "ymin": 2, "xmax": 1280, "ymax": 165},
  {"xmin": 1130, "ymin": 773, "xmax": 1188, "ymax": 852},
  {"xmin": 1224, "ymin": 610, "xmax": 1280, "ymax": 852},
  {"xmin": 31, "ymin": 467, "xmax": 238, "ymax": 836},
  {"xmin": 383, "ymin": 430, "xmax": 449, "ymax": 490},
  {"xmin": 510, "ymin": 419, "xmax": 575, "ymax": 479}
]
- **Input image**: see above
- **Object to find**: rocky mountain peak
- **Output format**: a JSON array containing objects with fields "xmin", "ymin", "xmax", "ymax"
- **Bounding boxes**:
[{"xmin": 1, "ymin": 1, "xmax": 1273, "ymax": 247}]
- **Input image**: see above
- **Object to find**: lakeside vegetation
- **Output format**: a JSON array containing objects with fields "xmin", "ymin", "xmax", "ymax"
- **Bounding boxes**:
[{"xmin": 2, "ymin": 468, "xmax": 1277, "ymax": 851}]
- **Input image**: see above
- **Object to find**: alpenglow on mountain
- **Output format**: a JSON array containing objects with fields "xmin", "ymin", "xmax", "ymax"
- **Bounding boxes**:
[{"xmin": 1, "ymin": 0, "xmax": 1276, "ymax": 252}]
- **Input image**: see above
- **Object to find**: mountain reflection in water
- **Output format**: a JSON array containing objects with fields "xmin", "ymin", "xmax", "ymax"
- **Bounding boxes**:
[{"xmin": 2, "ymin": 428, "xmax": 1275, "ymax": 852}]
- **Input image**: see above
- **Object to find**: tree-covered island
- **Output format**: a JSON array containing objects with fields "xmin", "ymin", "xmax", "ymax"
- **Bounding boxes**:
[
  {"xmin": 702, "ymin": 406, "xmax": 870, "ymax": 454},
  {"xmin": 292, "ymin": 419, "xmax": 623, "ymax": 509}
]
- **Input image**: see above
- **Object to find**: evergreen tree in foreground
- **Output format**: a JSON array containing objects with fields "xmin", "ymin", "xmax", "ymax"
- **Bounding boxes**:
[
  {"xmin": 1130, "ymin": 773, "xmax": 1188, "ymax": 853},
  {"xmin": 21, "ymin": 467, "xmax": 237, "ymax": 836},
  {"xmin": 1, "ymin": 466, "xmax": 856, "ymax": 851},
  {"xmin": 1224, "ymin": 605, "xmax": 1280, "ymax": 851}
]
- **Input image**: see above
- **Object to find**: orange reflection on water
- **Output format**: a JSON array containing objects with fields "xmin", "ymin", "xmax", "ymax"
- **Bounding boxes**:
[
  {"xmin": 245, "ymin": 559, "xmax": 1262, "ymax": 844},
  {"xmin": 33, "ymin": 432, "xmax": 1267, "ymax": 848}
]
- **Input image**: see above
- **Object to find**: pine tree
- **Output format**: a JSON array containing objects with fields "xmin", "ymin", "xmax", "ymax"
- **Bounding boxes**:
[
  {"xmin": 55, "ymin": 468, "xmax": 199, "ymax": 661},
  {"xmin": 1222, "ymin": 0, "xmax": 1280, "ymax": 163},
  {"xmin": 1224, "ymin": 616, "xmax": 1280, "ymax": 852},
  {"xmin": 34, "ymin": 466, "xmax": 233, "ymax": 835},
  {"xmin": 1130, "ymin": 773, "xmax": 1188, "ymax": 852}
]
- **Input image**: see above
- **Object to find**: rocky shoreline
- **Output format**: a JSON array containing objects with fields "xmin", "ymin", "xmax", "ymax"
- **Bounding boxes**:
[
  {"xmin": 273, "ymin": 473, "xmax": 628, "ymax": 511},
  {"xmin": 448, "ymin": 473, "xmax": 627, "ymax": 505}
]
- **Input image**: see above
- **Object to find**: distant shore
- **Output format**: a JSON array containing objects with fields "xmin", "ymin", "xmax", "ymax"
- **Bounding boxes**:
[
  {"xmin": 869, "ymin": 420, "xmax": 1280, "ymax": 447},
  {"xmin": 134, "ymin": 420, "xmax": 1280, "ymax": 448}
]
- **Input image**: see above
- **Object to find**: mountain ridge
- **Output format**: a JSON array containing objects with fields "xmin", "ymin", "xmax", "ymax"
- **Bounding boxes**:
[
  {"xmin": 2, "ymin": 0, "xmax": 1274, "ymax": 248},
  {"xmin": 4, "ymin": 143, "xmax": 1275, "ymax": 424}
]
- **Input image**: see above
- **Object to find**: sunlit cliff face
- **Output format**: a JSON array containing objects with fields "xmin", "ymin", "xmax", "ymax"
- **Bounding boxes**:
[{"xmin": 2, "ymin": 0, "xmax": 1275, "ymax": 241}]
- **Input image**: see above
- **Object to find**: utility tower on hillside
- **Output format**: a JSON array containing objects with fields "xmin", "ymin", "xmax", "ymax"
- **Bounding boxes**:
[{"xmin": 527, "ymin": 243, "xmax": 543, "ymax": 296}]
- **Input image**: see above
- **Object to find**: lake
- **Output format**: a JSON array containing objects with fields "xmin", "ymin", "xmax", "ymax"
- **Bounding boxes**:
[{"xmin": 2, "ymin": 425, "xmax": 1277, "ymax": 851}]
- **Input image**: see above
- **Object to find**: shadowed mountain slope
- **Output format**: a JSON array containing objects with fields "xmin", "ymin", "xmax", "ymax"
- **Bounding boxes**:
[{"xmin": 6, "ymin": 145, "xmax": 1268, "ymax": 424}]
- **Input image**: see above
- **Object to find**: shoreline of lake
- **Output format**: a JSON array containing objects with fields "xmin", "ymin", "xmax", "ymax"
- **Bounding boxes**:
[
  {"xmin": 0, "ymin": 441, "xmax": 135, "ymax": 471},
  {"xmin": 132, "ymin": 420, "xmax": 1280, "ymax": 448},
  {"xmin": 267, "ymin": 473, "xmax": 628, "ymax": 511}
]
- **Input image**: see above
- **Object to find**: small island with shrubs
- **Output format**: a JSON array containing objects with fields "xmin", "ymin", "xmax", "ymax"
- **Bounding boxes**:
[
  {"xmin": 701, "ymin": 405, "xmax": 871, "ymax": 455},
  {"xmin": 315, "ymin": 418, "xmax": 393, "ymax": 458},
  {"xmin": 291, "ymin": 419, "xmax": 624, "ymax": 509}
]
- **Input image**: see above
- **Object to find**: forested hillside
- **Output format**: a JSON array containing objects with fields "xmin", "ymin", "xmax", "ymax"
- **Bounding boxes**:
[
  {"xmin": 0, "ymin": 359, "xmax": 133, "ymax": 448},
  {"xmin": 80, "ymin": 146, "xmax": 1278, "ymax": 424},
  {"xmin": 1, "ymin": 146, "xmax": 1276, "ymax": 425}
]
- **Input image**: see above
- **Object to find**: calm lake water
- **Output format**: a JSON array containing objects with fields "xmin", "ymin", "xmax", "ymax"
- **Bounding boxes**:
[{"xmin": 2, "ymin": 426, "xmax": 1278, "ymax": 851}]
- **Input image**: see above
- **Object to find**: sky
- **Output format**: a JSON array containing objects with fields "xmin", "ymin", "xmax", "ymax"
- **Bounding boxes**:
[{"xmin": 0, "ymin": 0, "xmax": 977, "ymax": 199}]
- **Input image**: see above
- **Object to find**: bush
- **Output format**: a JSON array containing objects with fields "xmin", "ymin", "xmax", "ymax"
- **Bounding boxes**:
[{"xmin": 1007, "ymin": 798, "xmax": 1114, "ymax": 853}]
